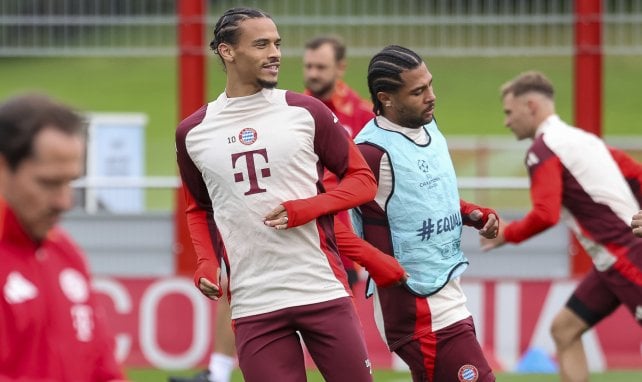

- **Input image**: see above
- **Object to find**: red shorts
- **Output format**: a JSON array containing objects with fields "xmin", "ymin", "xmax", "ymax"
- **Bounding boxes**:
[
  {"xmin": 232, "ymin": 297, "xmax": 373, "ymax": 382},
  {"xmin": 569, "ymin": 265, "xmax": 642, "ymax": 327},
  {"xmin": 395, "ymin": 316, "xmax": 494, "ymax": 382}
]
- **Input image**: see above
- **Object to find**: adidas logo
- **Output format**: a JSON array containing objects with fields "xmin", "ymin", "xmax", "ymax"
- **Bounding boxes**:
[
  {"xmin": 4, "ymin": 271, "xmax": 38, "ymax": 304},
  {"xmin": 526, "ymin": 152, "xmax": 540, "ymax": 167}
]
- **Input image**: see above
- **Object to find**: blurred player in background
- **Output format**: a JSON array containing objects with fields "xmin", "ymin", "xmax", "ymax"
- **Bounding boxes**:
[
  {"xmin": 303, "ymin": 34, "xmax": 376, "ymax": 289},
  {"xmin": 0, "ymin": 94, "xmax": 126, "ymax": 381},
  {"xmin": 303, "ymin": 35, "xmax": 374, "ymax": 138},
  {"xmin": 481, "ymin": 71, "xmax": 642, "ymax": 382},
  {"xmin": 351, "ymin": 45, "xmax": 499, "ymax": 382},
  {"xmin": 175, "ymin": 7, "xmax": 406, "ymax": 382}
]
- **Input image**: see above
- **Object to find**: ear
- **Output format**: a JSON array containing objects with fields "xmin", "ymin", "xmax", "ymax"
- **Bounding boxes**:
[
  {"xmin": 526, "ymin": 96, "xmax": 538, "ymax": 115},
  {"xmin": 217, "ymin": 43, "xmax": 234, "ymax": 64},
  {"xmin": 377, "ymin": 92, "xmax": 392, "ymax": 107}
]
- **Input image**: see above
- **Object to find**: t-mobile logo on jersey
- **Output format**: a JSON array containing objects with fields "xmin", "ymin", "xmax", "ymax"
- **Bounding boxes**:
[{"xmin": 231, "ymin": 149, "xmax": 271, "ymax": 195}]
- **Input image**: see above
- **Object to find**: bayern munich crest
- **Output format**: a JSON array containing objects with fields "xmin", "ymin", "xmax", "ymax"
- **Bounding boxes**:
[
  {"xmin": 238, "ymin": 128, "xmax": 258, "ymax": 145},
  {"xmin": 458, "ymin": 364, "xmax": 479, "ymax": 382}
]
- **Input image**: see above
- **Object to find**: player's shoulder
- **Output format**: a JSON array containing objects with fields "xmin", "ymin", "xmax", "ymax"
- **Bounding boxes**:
[
  {"xmin": 284, "ymin": 89, "xmax": 325, "ymax": 107},
  {"xmin": 346, "ymin": 87, "xmax": 372, "ymax": 109},
  {"xmin": 46, "ymin": 227, "xmax": 83, "ymax": 255},
  {"xmin": 176, "ymin": 104, "xmax": 208, "ymax": 135},
  {"xmin": 356, "ymin": 140, "xmax": 387, "ymax": 163},
  {"xmin": 540, "ymin": 122, "xmax": 601, "ymax": 158},
  {"xmin": 44, "ymin": 228, "xmax": 92, "ymax": 274},
  {"xmin": 524, "ymin": 132, "xmax": 564, "ymax": 171},
  {"xmin": 176, "ymin": 93, "xmax": 229, "ymax": 133},
  {"xmin": 284, "ymin": 90, "xmax": 336, "ymax": 121}
]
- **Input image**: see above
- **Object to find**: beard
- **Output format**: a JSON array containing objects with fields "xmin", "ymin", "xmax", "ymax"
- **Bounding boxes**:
[
  {"xmin": 396, "ymin": 107, "xmax": 433, "ymax": 129},
  {"xmin": 399, "ymin": 116, "xmax": 426, "ymax": 129},
  {"xmin": 258, "ymin": 78, "xmax": 277, "ymax": 89},
  {"xmin": 304, "ymin": 79, "xmax": 334, "ymax": 99}
]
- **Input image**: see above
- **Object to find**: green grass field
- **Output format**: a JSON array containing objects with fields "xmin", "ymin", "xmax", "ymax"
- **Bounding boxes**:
[
  {"xmin": 2, "ymin": 55, "xmax": 641, "ymax": 379},
  {"xmin": 1, "ymin": 55, "xmax": 641, "ymax": 177},
  {"xmin": 1, "ymin": 55, "xmax": 640, "ymax": 209},
  {"xmin": 126, "ymin": 368, "xmax": 642, "ymax": 381}
]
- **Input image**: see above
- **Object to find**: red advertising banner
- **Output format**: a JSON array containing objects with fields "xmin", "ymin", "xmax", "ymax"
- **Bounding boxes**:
[{"xmin": 94, "ymin": 277, "xmax": 642, "ymax": 371}]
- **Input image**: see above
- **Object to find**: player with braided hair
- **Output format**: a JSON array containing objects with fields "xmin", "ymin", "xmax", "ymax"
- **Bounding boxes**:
[
  {"xmin": 174, "ymin": 7, "xmax": 407, "ymax": 382},
  {"xmin": 351, "ymin": 45, "xmax": 499, "ymax": 382}
]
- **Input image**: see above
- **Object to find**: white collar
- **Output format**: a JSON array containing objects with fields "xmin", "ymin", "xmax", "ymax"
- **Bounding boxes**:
[
  {"xmin": 534, "ymin": 114, "xmax": 562, "ymax": 138},
  {"xmin": 375, "ymin": 115, "xmax": 429, "ymax": 144}
]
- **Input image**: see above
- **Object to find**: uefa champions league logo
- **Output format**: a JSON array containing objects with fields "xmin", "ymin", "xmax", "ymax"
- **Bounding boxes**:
[
  {"xmin": 417, "ymin": 159, "xmax": 431, "ymax": 175},
  {"xmin": 417, "ymin": 159, "xmax": 440, "ymax": 189}
]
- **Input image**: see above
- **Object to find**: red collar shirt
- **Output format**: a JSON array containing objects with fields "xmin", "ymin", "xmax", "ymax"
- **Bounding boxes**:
[{"xmin": 0, "ymin": 201, "xmax": 124, "ymax": 382}]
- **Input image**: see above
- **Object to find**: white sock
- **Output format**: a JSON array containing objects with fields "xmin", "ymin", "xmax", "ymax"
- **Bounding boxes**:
[{"xmin": 208, "ymin": 353, "xmax": 235, "ymax": 382}]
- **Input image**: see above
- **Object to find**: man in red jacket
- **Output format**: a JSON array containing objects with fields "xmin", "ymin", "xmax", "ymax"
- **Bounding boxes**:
[
  {"xmin": 303, "ymin": 35, "xmax": 374, "ymax": 139},
  {"xmin": 0, "ymin": 94, "xmax": 126, "ymax": 382},
  {"xmin": 304, "ymin": 34, "xmax": 376, "ymax": 289}
]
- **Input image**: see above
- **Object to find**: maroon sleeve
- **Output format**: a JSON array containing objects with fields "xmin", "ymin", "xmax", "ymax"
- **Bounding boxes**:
[
  {"xmin": 176, "ymin": 106, "xmax": 225, "ymax": 289},
  {"xmin": 281, "ymin": 92, "xmax": 377, "ymax": 227},
  {"xmin": 504, "ymin": 139, "xmax": 563, "ymax": 243}
]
